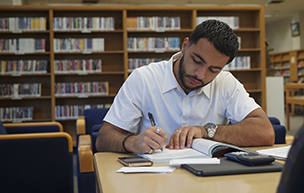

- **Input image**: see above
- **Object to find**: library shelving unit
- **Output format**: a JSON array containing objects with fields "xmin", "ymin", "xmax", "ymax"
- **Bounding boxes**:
[
  {"xmin": 270, "ymin": 49, "xmax": 304, "ymax": 82},
  {"xmin": 270, "ymin": 51, "xmax": 292, "ymax": 82},
  {"xmin": 0, "ymin": 5, "xmax": 267, "ymax": 145}
]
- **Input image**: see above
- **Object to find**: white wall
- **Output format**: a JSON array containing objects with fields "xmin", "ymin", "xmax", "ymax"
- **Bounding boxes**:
[
  {"xmin": 266, "ymin": 11, "xmax": 304, "ymax": 53},
  {"xmin": 266, "ymin": 17, "xmax": 294, "ymax": 53}
]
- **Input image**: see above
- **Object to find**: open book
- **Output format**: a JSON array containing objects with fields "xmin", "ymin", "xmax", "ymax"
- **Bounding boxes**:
[{"xmin": 138, "ymin": 138, "xmax": 256, "ymax": 163}]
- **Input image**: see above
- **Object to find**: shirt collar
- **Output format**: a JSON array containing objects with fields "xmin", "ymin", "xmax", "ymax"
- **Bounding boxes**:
[
  {"xmin": 162, "ymin": 52, "xmax": 181, "ymax": 94},
  {"xmin": 162, "ymin": 52, "xmax": 212, "ymax": 99}
]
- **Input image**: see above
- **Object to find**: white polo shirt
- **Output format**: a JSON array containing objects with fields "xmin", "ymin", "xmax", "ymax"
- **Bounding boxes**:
[{"xmin": 104, "ymin": 52, "xmax": 260, "ymax": 139}]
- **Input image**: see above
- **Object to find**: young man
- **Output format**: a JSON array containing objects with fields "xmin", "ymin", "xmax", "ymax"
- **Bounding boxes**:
[{"xmin": 95, "ymin": 20, "xmax": 274, "ymax": 154}]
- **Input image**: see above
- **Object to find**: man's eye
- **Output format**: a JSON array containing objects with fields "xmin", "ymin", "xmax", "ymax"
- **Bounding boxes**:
[
  {"xmin": 193, "ymin": 59, "xmax": 201, "ymax": 64},
  {"xmin": 209, "ymin": 67, "xmax": 220, "ymax": 73}
]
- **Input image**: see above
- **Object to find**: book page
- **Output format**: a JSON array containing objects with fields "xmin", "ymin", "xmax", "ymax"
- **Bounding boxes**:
[
  {"xmin": 192, "ymin": 138, "xmax": 255, "ymax": 157},
  {"xmin": 257, "ymin": 145, "xmax": 291, "ymax": 160},
  {"xmin": 138, "ymin": 148, "xmax": 209, "ymax": 163}
]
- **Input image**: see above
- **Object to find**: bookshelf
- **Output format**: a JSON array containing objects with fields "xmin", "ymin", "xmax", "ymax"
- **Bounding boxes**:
[
  {"xmin": 0, "ymin": 5, "xmax": 267, "ymax": 146},
  {"xmin": 270, "ymin": 49, "xmax": 304, "ymax": 82}
]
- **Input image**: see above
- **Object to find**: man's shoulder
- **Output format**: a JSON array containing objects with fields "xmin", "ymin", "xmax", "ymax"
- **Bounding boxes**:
[
  {"xmin": 134, "ymin": 60, "xmax": 169, "ymax": 78},
  {"xmin": 214, "ymin": 70, "xmax": 236, "ymax": 82}
]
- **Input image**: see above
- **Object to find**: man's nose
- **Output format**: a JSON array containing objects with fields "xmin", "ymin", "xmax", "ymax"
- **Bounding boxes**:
[{"xmin": 195, "ymin": 66, "xmax": 207, "ymax": 79}]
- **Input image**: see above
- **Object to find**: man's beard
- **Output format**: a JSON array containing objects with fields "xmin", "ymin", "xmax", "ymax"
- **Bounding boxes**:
[{"xmin": 178, "ymin": 55, "xmax": 205, "ymax": 92}]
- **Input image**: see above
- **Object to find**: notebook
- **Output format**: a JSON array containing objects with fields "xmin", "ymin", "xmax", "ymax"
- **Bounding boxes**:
[{"xmin": 181, "ymin": 158, "xmax": 284, "ymax": 177}]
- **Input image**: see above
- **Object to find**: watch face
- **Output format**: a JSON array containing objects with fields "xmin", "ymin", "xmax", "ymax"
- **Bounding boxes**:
[
  {"xmin": 205, "ymin": 123, "xmax": 217, "ymax": 129},
  {"xmin": 204, "ymin": 123, "xmax": 218, "ymax": 139}
]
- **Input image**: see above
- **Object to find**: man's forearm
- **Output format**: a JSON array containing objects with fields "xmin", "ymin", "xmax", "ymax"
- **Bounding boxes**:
[
  {"xmin": 214, "ymin": 109, "xmax": 275, "ymax": 146},
  {"xmin": 95, "ymin": 122, "xmax": 129, "ymax": 152}
]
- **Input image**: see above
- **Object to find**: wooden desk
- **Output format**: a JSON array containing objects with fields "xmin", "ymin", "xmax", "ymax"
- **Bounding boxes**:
[
  {"xmin": 94, "ymin": 146, "xmax": 286, "ymax": 193},
  {"xmin": 285, "ymin": 83, "xmax": 304, "ymax": 130}
]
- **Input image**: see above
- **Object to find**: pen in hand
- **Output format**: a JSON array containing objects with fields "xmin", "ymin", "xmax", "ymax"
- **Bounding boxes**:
[{"xmin": 148, "ymin": 112, "xmax": 163, "ymax": 152}]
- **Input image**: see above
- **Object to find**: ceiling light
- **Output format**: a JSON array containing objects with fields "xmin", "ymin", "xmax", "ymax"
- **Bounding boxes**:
[{"xmin": 265, "ymin": 0, "xmax": 284, "ymax": 6}]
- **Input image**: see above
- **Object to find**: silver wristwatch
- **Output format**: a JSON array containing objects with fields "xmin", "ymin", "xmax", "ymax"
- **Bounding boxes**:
[{"xmin": 203, "ymin": 123, "xmax": 218, "ymax": 139}]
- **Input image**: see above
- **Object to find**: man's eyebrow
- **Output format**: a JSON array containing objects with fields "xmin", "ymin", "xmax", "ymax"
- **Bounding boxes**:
[
  {"xmin": 193, "ymin": 52, "xmax": 206, "ymax": 63},
  {"xmin": 193, "ymin": 52, "xmax": 222, "ymax": 70}
]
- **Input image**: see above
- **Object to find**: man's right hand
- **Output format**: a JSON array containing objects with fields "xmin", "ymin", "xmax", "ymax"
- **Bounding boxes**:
[{"xmin": 125, "ymin": 126, "xmax": 167, "ymax": 154}]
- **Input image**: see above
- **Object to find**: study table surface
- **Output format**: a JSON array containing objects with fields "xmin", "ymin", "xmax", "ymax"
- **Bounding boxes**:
[{"xmin": 94, "ymin": 145, "xmax": 287, "ymax": 193}]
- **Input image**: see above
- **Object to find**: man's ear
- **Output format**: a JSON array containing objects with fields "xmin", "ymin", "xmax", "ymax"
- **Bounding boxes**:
[{"xmin": 181, "ymin": 37, "xmax": 189, "ymax": 54}]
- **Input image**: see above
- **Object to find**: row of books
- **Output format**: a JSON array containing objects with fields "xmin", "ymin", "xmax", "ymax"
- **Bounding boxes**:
[
  {"xmin": 0, "ymin": 38, "xmax": 46, "ymax": 53},
  {"xmin": 128, "ymin": 58, "xmax": 166, "ymax": 72},
  {"xmin": 54, "ymin": 81, "xmax": 109, "ymax": 96},
  {"xmin": 196, "ymin": 16, "xmax": 239, "ymax": 29},
  {"xmin": 0, "ymin": 17, "xmax": 47, "ymax": 32},
  {"xmin": 127, "ymin": 37, "xmax": 180, "ymax": 51},
  {"xmin": 53, "ymin": 38, "xmax": 104, "ymax": 52},
  {"xmin": 0, "ymin": 83, "xmax": 41, "ymax": 98},
  {"xmin": 126, "ymin": 16, "xmax": 181, "ymax": 31},
  {"xmin": 0, "ymin": 107, "xmax": 33, "ymax": 122},
  {"xmin": 54, "ymin": 59, "xmax": 102, "ymax": 73},
  {"xmin": 223, "ymin": 56, "xmax": 251, "ymax": 71},
  {"xmin": 274, "ymin": 69, "xmax": 290, "ymax": 76},
  {"xmin": 273, "ymin": 62, "xmax": 290, "ymax": 69},
  {"xmin": 53, "ymin": 17, "xmax": 115, "ymax": 31},
  {"xmin": 55, "ymin": 104, "xmax": 111, "ymax": 120},
  {"xmin": 0, "ymin": 60, "xmax": 47, "ymax": 75}
]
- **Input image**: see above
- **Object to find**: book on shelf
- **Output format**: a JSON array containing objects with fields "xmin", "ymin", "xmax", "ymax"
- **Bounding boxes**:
[
  {"xmin": 53, "ymin": 17, "xmax": 114, "ymax": 31},
  {"xmin": 54, "ymin": 59, "xmax": 102, "ymax": 73},
  {"xmin": 0, "ymin": 17, "xmax": 47, "ymax": 32},
  {"xmin": 0, "ymin": 38, "xmax": 46, "ymax": 53},
  {"xmin": 138, "ymin": 138, "xmax": 256, "ymax": 163},
  {"xmin": 53, "ymin": 38, "xmax": 104, "ymax": 52},
  {"xmin": 54, "ymin": 81, "xmax": 109, "ymax": 96},
  {"xmin": 0, "ymin": 107, "xmax": 33, "ymax": 122},
  {"xmin": 196, "ymin": 16, "xmax": 239, "ymax": 29},
  {"xmin": 0, "ymin": 60, "xmax": 47, "ymax": 75},
  {"xmin": 126, "ymin": 16, "xmax": 180, "ymax": 31},
  {"xmin": 127, "ymin": 37, "xmax": 180, "ymax": 51},
  {"xmin": 0, "ymin": 83, "xmax": 41, "ymax": 98},
  {"xmin": 55, "ymin": 103, "xmax": 111, "ymax": 120},
  {"xmin": 128, "ymin": 58, "xmax": 166, "ymax": 72},
  {"xmin": 223, "ymin": 56, "xmax": 251, "ymax": 71}
]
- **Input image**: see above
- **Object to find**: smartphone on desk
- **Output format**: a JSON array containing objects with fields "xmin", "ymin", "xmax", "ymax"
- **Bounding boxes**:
[{"xmin": 118, "ymin": 156, "xmax": 153, "ymax": 167}]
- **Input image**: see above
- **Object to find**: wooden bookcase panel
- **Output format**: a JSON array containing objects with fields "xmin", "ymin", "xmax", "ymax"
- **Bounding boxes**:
[
  {"xmin": 236, "ymin": 31, "xmax": 261, "ymax": 49},
  {"xmin": 232, "ymin": 71, "xmax": 262, "ymax": 90}
]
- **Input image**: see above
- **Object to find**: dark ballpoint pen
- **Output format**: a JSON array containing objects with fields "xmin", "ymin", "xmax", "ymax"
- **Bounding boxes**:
[{"xmin": 148, "ymin": 112, "xmax": 163, "ymax": 152}]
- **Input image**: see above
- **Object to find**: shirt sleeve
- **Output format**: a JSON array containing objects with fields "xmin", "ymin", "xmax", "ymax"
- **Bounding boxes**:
[
  {"xmin": 104, "ymin": 69, "xmax": 144, "ymax": 133},
  {"xmin": 221, "ymin": 73, "xmax": 260, "ymax": 124}
]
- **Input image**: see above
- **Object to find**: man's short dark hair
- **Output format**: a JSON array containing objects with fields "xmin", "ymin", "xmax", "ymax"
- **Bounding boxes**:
[{"xmin": 189, "ymin": 20, "xmax": 239, "ymax": 64}]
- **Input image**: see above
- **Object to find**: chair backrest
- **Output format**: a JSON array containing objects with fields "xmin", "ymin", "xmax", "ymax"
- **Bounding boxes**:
[
  {"xmin": 84, "ymin": 108, "xmax": 109, "ymax": 135},
  {"xmin": 0, "ymin": 132, "xmax": 74, "ymax": 193},
  {"xmin": 0, "ymin": 121, "xmax": 7, "ymax": 134},
  {"xmin": 277, "ymin": 126, "xmax": 304, "ymax": 193},
  {"xmin": 3, "ymin": 121, "xmax": 63, "ymax": 134},
  {"xmin": 268, "ymin": 117, "xmax": 286, "ymax": 144}
]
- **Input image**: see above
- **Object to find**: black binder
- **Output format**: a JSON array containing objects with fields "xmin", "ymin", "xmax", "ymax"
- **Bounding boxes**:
[{"xmin": 181, "ymin": 158, "xmax": 284, "ymax": 177}]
